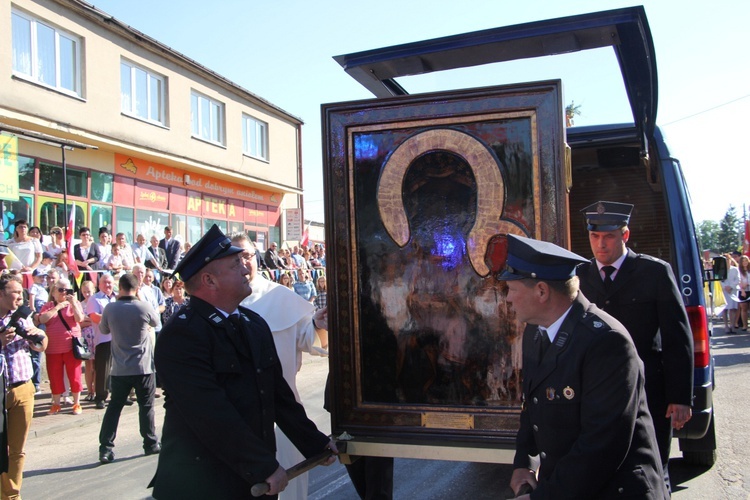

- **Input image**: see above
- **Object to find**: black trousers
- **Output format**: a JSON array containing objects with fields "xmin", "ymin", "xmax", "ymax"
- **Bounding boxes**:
[
  {"xmin": 99, "ymin": 373, "xmax": 158, "ymax": 452},
  {"xmin": 94, "ymin": 341, "xmax": 112, "ymax": 403},
  {"xmin": 344, "ymin": 456, "xmax": 394, "ymax": 500}
]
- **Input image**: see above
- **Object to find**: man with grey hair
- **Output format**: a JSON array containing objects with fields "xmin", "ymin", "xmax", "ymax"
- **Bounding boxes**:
[
  {"xmin": 98, "ymin": 273, "xmax": 161, "ymax": 464},
  {"xmin": 86, "ymin": 273, "xmax": 117, "ymax": 409}
]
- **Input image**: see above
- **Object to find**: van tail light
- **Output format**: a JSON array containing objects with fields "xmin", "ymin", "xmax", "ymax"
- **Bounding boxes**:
[{"xmin": 687, "ymin": 305, "xmax": 710, "ymax": 368}]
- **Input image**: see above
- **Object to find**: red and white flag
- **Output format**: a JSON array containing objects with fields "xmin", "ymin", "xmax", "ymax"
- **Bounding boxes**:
[
  {"xmin": 66, "ymin": 203, "xmax": 81, "ymax": 279},
  {"xmin": 300, "ymin": 223, "xmax": 310, "ymax": 247},
  {"xmin": 744, "ymin": 219, "xmax": 750, "ymax": 257}
]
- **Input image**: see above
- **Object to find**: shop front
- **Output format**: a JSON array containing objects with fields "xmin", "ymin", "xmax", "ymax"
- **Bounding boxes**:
[{"xmin": 1, "ymin": 151, "xmax": 283, "ymax": 249}]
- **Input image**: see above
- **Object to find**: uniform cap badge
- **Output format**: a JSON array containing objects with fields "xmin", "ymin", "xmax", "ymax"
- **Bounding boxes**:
[{"xmin": 563, "ymin": 386, "xmax": 575, "ymax": 400}]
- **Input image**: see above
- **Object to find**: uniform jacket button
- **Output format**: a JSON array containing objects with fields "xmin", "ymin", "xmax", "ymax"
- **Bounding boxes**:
[
  {"xmin": 532, "ymin": 397, "xmax": 538, "ymax": 404},
  {"xmin": 532, "ymin": 425, "xmax": 539, "ymax": 432},
  {"xmin": 257, "ymin": 368, "xmax": 262, "ymax": 373},
  {"xmin": 618, "ymin": 487, "xmax": 624, "ymax": 493},
  {"xmin": 540, "ymin": 452, "xmax": 546, "ymax": 459}
]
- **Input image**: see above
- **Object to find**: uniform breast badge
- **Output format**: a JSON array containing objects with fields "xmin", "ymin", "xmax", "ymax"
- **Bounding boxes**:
[
  {"xmin": 563, "ymin": 386, "xmax": 575, "ymax": 400},
  {"xmin": 546, "ymin": 387, "xmax": 556, "ymax": 400}
]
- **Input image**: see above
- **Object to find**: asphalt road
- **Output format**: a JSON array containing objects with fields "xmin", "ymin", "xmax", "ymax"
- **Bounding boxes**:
[{"xmin": 20, "ymin": 322, "xmax": 750, "ymax": 499}]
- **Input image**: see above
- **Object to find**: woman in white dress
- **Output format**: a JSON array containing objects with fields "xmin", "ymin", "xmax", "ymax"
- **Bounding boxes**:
[{"xmin": 721, "ymin": 253, "xmax": 740, "ymax": 334}]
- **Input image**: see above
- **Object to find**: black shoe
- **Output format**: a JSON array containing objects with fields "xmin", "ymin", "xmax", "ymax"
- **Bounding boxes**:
[
  {"xmin": 124, "ymin": 399, "xmax": 134, "ymax": 406},
  {"xmin": 99, "ymin": 450, "xmax": 114, "ymax": 464},
  {"xmin": 95, "ymin": 400, "xmax": 106, "ymax": 409},
  {"xmin": 144, "ymin": 443, "xmax": 161, "ymax": 456}
]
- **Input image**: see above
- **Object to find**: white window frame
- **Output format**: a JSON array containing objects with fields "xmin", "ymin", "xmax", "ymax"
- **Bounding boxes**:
[
  {"xmin": 120, "ymin": 59, "xmax": 167, "ymax": 126},
  {"xmin": 242, "ymin": 114, "xmax": 269, "ymax": 161},
  {"xmin": 190, "ymin": 91, "xmax": 225, "ymax": 146},
  {"xmin": 11, "ymin": 9, "xmax": 82, "ymax": 97}
]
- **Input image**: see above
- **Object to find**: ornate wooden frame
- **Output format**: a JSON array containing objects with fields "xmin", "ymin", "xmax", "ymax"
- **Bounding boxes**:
[{"xmin": 322, "ymin": 81, "xmax": 566, "ymax": 448}]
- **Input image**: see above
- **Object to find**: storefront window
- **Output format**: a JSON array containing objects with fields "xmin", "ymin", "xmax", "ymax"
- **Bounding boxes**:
[
  {"xmin": 91, "ymin": 172, "xmax": 113, "ymax": 203},
  {"xmin": 186, "ymin": 216, "xmax": 202, "ymax": 247},
  {"xmin": 170, "ymin": 214, "xmax": 186, "ymax": 243},
  {"xmin": 137, "ymin": 209, "xmax": 169, "ymax": 238},
  {"xmin": 18, "ymin": 155, "xmax": 35, "ymax": 191},
  {"xmin": 90, "ymin": 204, "xmax": 112, "ymax": 235},
  {"xmin": 38, "ymin": 163, "xmax": 88, "ymax": 197},
  {"xmin": 37, "ymin": 199, "xmax": 84, "ymax": 236},
  {"xmin": 115, "ymin": 207, "xmax": 134, "ymax": 244},
  {"xmin": 228, "ymin": 221, "xmax": 243, "ymax": 235},
  {"xmin": 269, "ymin": 226, "xmax": 280, "ymax": 247},
  {"xmin": 1, "ymin": 196, "xmax": 33, "ymax": 240},
  {"xmin": 203, "ymin": 218, "xmax": 226, "ymax": 234}
]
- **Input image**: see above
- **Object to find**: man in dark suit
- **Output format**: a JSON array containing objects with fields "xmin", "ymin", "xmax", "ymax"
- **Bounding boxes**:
[
  {"xmin": 263, "ymin": 242, "xmax": 287, "ymax": 270},
  {"xmin": 150, "ymin": 225, "xmax": 336, "ymax": 499},
  {"xmin": 505, "ymin": 235, "xmax": 667, "ymax": 499},
  {"xmin": 158, "ymin": 226, "xmax": 180, "ymax": 270},
  {"xmin": 577, "ymin": 201, "xmax": 693, "ymax": 490}
]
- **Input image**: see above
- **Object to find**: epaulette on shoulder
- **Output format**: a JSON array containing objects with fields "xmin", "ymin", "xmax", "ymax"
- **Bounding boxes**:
[
  {"xmin": 171, "ymin": 305, "xmax": 194, "ymax": 323},
  {"xmin": 636, "ymin": 253, "xmax": 667, "ymax": 265},
  {"xmin": 580, "ymin": 310, "xmax": 612, "ymax": 334}
]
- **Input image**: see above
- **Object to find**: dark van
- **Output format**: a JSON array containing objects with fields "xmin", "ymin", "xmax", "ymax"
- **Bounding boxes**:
[{"xmin": 330, "ymin": 6, "xmax": 715, "ymax": 465}]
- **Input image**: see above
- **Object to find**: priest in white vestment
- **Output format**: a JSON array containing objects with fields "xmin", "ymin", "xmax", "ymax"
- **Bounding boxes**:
[{"xmin": 232, "ymin": 234, "xmax": 328, "ymax": 500}]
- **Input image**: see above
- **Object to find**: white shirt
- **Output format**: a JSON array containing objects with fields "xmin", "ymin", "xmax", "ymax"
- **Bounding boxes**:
[
  {"xmin": 542, "ymin": 304, "xmax": 574, "ymax": 343},
  {"xmin": 596, "ymin": 252, "xmax": 628, "ymax": 281}
]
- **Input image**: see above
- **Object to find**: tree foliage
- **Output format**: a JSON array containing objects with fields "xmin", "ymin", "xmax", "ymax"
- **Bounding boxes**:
[
  {"xmin": 696, "ymin": 205, "xmax": 744, "ymax": 253},
  {"xmin": 565, "ymin": 101, "xmax": 582, "ymax": 127},
  {"xmin": 696, "ymin": 219, "xmax": 720, "ymax": 252},
  {"xmin": 716, "ymin": 205, "xmax": 742, "ymax": 253}
]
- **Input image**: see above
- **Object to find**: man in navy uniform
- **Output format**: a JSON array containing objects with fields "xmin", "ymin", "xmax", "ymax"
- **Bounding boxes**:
[
  {"xmin": 505, "ymin": 235, "xmax": 667, "ymax": 499},
  {"xmin": 577, "ymin": 201, "xmax": 693, "ymax": 490},
  {"xmin": 150, "ymin": 225, "xmax": 336, "ymax": 499}
]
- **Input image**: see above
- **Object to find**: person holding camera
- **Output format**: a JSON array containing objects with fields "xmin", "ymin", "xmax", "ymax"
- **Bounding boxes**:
[
  {"xmin": 0, "ymin": 273, "xmax": 48, "ymax": 499},
  {"xmin": 37, "ymin": 278, "xmax": 86, "ymax": 415}
]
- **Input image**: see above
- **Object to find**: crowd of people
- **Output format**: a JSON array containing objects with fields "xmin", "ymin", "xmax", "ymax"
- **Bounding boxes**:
[
  {"xmin": 0, "ymin": 220, "xmax": 329, "ymax": 499},
  {"xmin": 719, "ymin": 250, "xmax": 750, "ymax": 333}
]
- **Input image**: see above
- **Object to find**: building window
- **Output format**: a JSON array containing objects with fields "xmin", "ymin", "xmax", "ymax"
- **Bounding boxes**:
[
  {"xmin": 190, "ymin": 91, "xmax": 224, "ymax": 145},
  {"xmin": 120, "ymin": 60, "xmax": 166, "ymax": 125},
  {"xmin": 91, "ymin": 172, "xmax": 113, "ymax": 203},
  {"xmin": 17, "ymin": 155, "xmax": 36, "ymax": 191},
  {"xmin": 242, "ymin": 114, "xmax": 268, "ymax": 160},
  {"xmin": 38, "ymin": 163, "xmax": 87, "ymax": 197},
  {"xmin": 11, "ymin": 9, "xmax": 81, "ymax": 96}
]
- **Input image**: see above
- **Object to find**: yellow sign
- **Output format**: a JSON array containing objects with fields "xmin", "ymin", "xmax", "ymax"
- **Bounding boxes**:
[{"xmin": 0, "ymin": 133, "xmax": 20, "ymax": 201}]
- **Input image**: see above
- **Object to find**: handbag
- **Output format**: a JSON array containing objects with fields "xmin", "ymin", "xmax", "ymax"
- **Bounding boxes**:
[
  {"xmin": 72, "ymin": 336, "xmax": 92, "ymax": 360},
  {"xmin": 58, "ymin": 309, "xmax": 92, "ymax": 360}
]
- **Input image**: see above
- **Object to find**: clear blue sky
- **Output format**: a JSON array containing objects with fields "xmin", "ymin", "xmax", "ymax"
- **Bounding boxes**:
[{"xmin": 91, "ymin": 0, "xmax": 750, "ymax": 224}]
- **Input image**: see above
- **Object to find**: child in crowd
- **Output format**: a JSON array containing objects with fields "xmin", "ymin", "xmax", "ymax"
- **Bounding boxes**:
[
  {"xmin": 29, "ymin": 269, "xmax": 49, "ymax": 313},
  {"xmin": 79, "ymin": 280, "xmax": 97, "ymax": 400},
  {"xmin": 36, "ymin": 251, "xmax": 55, "ymax": 274},
  {"xmin": 107, "ymin": 243, "xmax": 124, "ymax": 278},
  {"xmin": 278, "ymin": 273, "xmax": 294, "ymax": 290},
  {"xmin": 313, "ymin": 275, "xmax": 327, "ymax": 311},
  {"xmin": 54, "ymin": 251, "xmax": 70, "ymax": 277},
  {"xmin": 293, "ymin": 269, "xmax": 317, "ymax": 303}
]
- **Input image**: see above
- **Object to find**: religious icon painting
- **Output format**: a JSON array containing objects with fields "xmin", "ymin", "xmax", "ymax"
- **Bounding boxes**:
[{"xmin": 323, "ymin": 81, "xmax": 568, "ymax": 448}]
